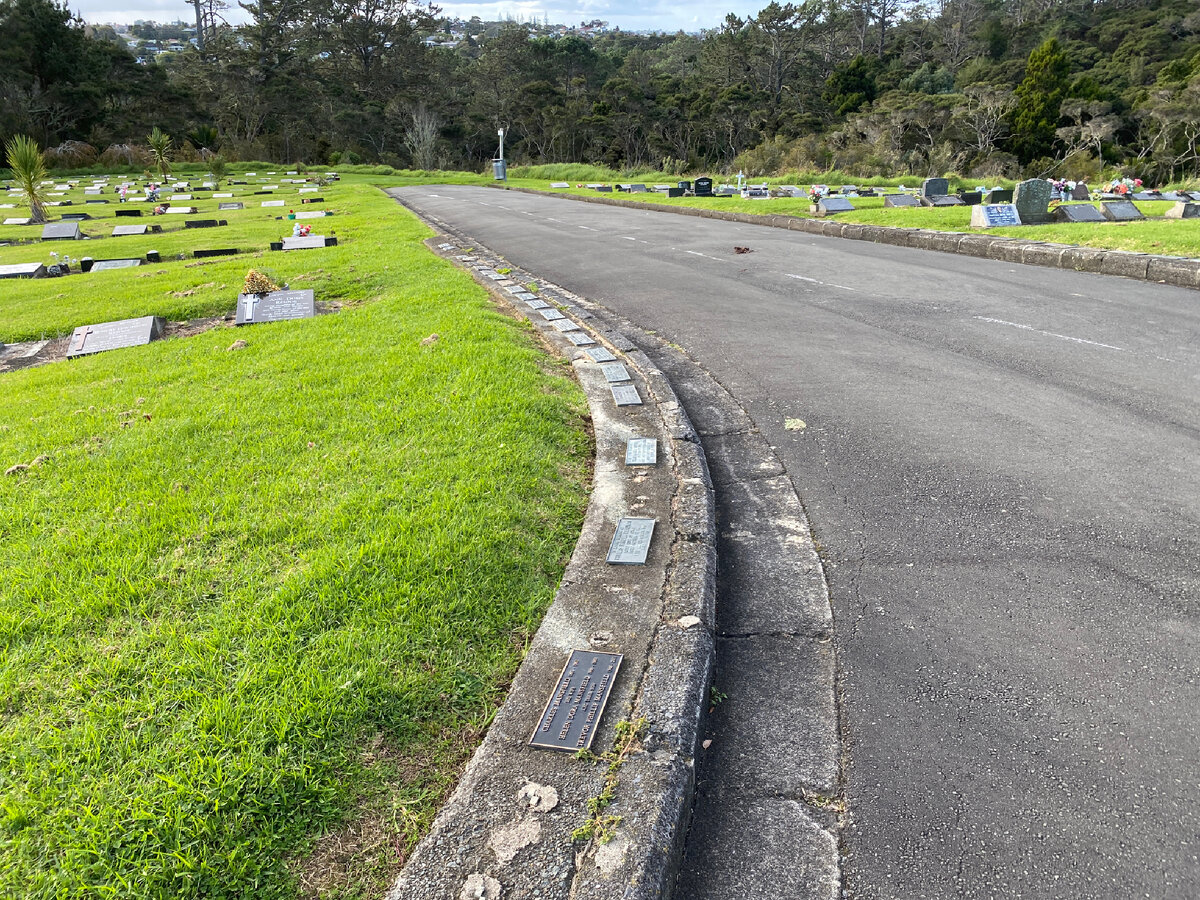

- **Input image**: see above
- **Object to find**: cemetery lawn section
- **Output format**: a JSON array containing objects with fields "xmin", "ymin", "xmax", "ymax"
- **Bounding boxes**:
[{"xmin": 0, "ymin": 184, "xmax": 591, "ymax": 898}]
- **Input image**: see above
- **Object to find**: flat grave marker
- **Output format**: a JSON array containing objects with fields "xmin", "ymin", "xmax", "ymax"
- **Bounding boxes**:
[
  {"xmin": 170, "ymin": 194, "xmax": 193, "ymax": 201},
  {"xmin": 600, "ymin": 362, "xmax": 631, "ymax": 383},
  {"xmin": 3, "ymin": 217, "xmax": 31, "ymax": 225},
  {"xmin": 212, "ymin": 192, "xmax": 234, "ymax": 198},
  {"xmin": 261, "ymin": 200, "xmax": 285, "ymax": 207},
  {"xmin": 528, "ymin": 650, "xmax": 623, "ymax": 753},
  {"xmin": 612, "ymin": 384, "xmax": 642, "ymax": 406},
  {"xmin": 292, "ymin": 211, "xmax": 327, "ymax": 219},
  {"xmin": 42, "ymin": 222, "xmax": 81, "ymax": 240},
  {"xmin": 66, "ymin": 315, "xmax": 163, "ymax": 358},
  {"xmin": 970, "ymin": 204, "xmax": 1022, "ymax": 227},
  {"xmin": 625, "ymin": 438, "xmax": 658, "ymax": 466},
  {"xmin": 235, "ymin": 289, "xmax": 315, "ymax": 325},
  {"xmin": 90, "ymin": 258, "xmax": 142, "ymax": 272},
  {"xmin": 0, "ymin": 262, "xmax": 47, "ymax": 278},
  {"xmin": 1053, "ymin": 204, "xmax": 1105, "ymax": 223},
  {"xmin": 606, "ymin": 517, "xmax": 655, "ymax": 564},
  {"xmin": 218, "ymin": 202, "xmax": 244, "ymax": 211},
  {"xmin": 583, "ymin": 347, "xmax": 617, "ymax": 363},
  {"xmin": 818, "ymin": 198, "xmax": 854, "ymax": 214},
  {"xmin": 551, "ymin": 319, "xmax": 581, "ymax": 332},
  {"xmin": 164, "ymin": 206, "xmax": 198, "ymax": 214},
  {"xmin": 1165, "ymin": 202, "xmax": 1200, "ymax": 220},
  {"xmin": 883, "ymin": 194, "xmax": 919, "ymax": 208},
  {"xmin": 565, "ymin": 331, "xmax": 596, "ymax": 346},
  {"xmin": 539, "ymin": 308, "xmax": 566, "ymax": 321},
  {"xmin": 280, "ymin": 235, "xmax": 334, "ymax": 250},
  {"xmin": 514, "ymin": 291, "xmax": 536, "ymax": 301},
  {"xmin": 1102, "ymin": 200, "xmax": 1144, "ymax": 222},
  {"xmin": 526, "ymin": 299, "xmax": 551, "ymax": 310}
]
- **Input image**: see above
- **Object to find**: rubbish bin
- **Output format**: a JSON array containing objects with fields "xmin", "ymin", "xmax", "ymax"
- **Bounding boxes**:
[{"xmin": 492, "ymin": 159, "xmax": 507, "ymax": 181}]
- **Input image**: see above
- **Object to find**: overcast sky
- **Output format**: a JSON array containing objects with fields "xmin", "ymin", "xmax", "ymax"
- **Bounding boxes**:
[{"xmin": 70, "ymin": 0, "xmax": 758, "ymax": 33}]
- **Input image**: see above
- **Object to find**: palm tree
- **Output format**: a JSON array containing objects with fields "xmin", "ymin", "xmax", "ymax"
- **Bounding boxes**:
[
  {"xmin": 147, "ymin": 127, "xmax": 173, "ymax": 180},
  {"xmin": 187, "ymin": 125, "xmax": 220, "ymax": 160},
  {"xmin": 5, "ymin": 135, "xmax": 49, "ymax": 224}
]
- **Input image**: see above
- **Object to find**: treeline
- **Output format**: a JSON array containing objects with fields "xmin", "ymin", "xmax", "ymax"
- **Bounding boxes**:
[{"xmin": 2, "ymin": 0, "xmax": 1199, "ymax": 182}]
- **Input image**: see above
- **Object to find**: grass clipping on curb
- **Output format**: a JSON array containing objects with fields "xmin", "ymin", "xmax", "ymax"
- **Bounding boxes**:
[{"xmin": 0, "ymin": 187, "xmax": 591, "ymax": 898}]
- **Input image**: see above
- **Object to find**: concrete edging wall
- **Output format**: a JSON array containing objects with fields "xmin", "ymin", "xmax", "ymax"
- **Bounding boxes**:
[{"xmin": 493, "ymin": 185, "xmax": 1200, "ymax": 291}]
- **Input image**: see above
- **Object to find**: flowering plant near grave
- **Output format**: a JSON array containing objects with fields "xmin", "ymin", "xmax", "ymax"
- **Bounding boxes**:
[{"xmin": 242, "ymin": 269, "xmax": 280, "ymax": 295}]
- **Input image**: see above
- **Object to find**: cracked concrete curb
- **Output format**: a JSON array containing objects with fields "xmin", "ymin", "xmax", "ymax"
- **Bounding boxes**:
[
  {"xmin": 490, "ymin": 185, "xmax": 1200, "ymax": 291},
  {"xmin": 384, "ymin": 191, "xmax": 716, "ymax": 900}
]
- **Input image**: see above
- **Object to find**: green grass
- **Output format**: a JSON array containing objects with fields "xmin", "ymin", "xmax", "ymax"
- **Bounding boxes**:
[{"xmin": 0, "ymin": 180, "xmax": 591, "ymax": 898}]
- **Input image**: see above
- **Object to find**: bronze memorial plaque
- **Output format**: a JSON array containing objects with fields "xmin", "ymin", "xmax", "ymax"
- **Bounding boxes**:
[{"xmin": 529, "ymin": 650, "xmax": 623, "ymax": 752}]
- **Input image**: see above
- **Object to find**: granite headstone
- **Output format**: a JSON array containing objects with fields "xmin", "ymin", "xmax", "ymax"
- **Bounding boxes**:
[
  {"xmin": 1013, "ymin": 179, "xmax": 1052, "ymax": 224},
  {"xmin": 235, "ymin": 289, "xmax": 315, "ymax": 325}
]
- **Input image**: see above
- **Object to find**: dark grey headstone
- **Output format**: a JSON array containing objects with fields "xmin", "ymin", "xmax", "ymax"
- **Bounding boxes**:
[
  {"xmin": 114, "ymin": 209, "xmax": 142, "ymax": 217},
  {"xmin": 957, "ymin": 191, "xmax": 982, "ymax": 205},
  {"xmin": 606, "ymin": 517, "xmax": 655, "ymax": 564},
  {"xmin": 42, "ymin": 222, "xmax": 82, "ymax": 239},
  {"xmin": 1053, "ymin": 204, "xmax": 1105, "ymax": 223},
  {"xmin": 1101, "ymin": 200, "xmax": 1144, "ymax": 222},
  {"xmin": 539, "ymin": 308, "xmax": 566, "ymax": 321},
  {"xmin": 235, "ymin": 289, "xmax": 315, "ymax": 325},
  {"xmin": 694, "ymin": 177, "xmax": 713, "ymax": 197},
  {"xmin": 0, "ymin": 262, "xmax": 47, "ymax": 278},
  {"xmin": 1131, "ymin": 192, "xmax": 1157, "ymax": 201},
  {"xmin": 625, "ymin": 438, "xmax": 658, "ymax": 466},
  {"xmin": 218, "ymin": 202, "xmax": 244, "ymax": 211},
  {"xmin": 920, "ymin": 177, "xmax": 949, "ymax": 198},
  {"xmin": 817, "ymin": 197, "xmax": 854, "ymax": 214},
  {"xmin": 600, "ymin": 362, "xmax": 631, "ymax": 383},
  {"xmin": 1164, "ymin": 202, "xmax": 1200, "ymax": 220},
  {"xmin": 61, "ymin": 213, "xmax": 92, "ymax": 221},
  {"xmin": 583, "ymin": 347, "xmax": 617, "ymax": 363},
  {"xmin": 112, "ymin": 224, "xmax": 148, "ymax": 236},
  {"xmin": 594, "ymin": 186, "xmax": 612, "ymax": 193},
  {"xmin": 1158, "ymin": 191, "xmax": 1187, "ymax": 202},
  {"xmin": 630, "ymin": 184, "xmax": 648, "ymax": 193},
  {"xmin": 1070, "ymin": 184, "xmax": 1091, "ymax": 200},
  {"xmin": 922, "ymin": 195, "xmax": 965, "ymax": 207},
  {"xmin": 883, "ymin": 194, "xmax": 919, "ymax": 208},
  {"xmin": 667, "ymin": 188, "xmax": 684, "ymax": 198},
  {"xmin": 193, "ymin": 248, "xmax": 237, "ymax": 258},
  {"xmin": 611, "ymin": 384, "xmax": 642, "ymax": 406},
  {"xmin": 66, "ymin": 315, "xmax": 164, "ymax": 357},
  {"xmin": 1013, "ymin": 179, "xmax": 1053, "ymax": 224},
  {"xmin": 528, "ymin": 650, "xmax": 622, "ymax": 753},
  {"xmin": 970, "ymin": 204, "xmax": 1022, "ymax": 227},
  {"xmin": 90, "ymin": 258, "xmax": 142, "ymax": 271},
  {"xmin": 184, "ymin": 219, "xmax": 224, "ymax": 229},
  {"xmin": 565, "ymin": 332, "xmax": 596, "ymax": 346},
  {"xmin": 985, "ymin": 189, "xmax": 1013, "ymax": 204}
]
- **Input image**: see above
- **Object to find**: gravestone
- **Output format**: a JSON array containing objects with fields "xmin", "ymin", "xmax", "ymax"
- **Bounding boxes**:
[
  {"xmin": 1164, "ymin": 202, "xmax": 1200, "ymax": 220},
  {"xmin": 1158, "ymin": 191, "xmax": 1187, "ymax": 202},
  {"xmin": 261, "ymin": 200, "xmax": 285, "ymax": 207},
  {"xmin": 66, "ymin": 315, "xmax": 163, "ymax": 358},
  {"xmin": 280, "ymin": 235, "xmax": 335, "ymax": 250},
  {"xmin": 818, "ymin": 197, "xmax": 854, "ymax": 215},
  {"xmin": 218, "ymin": 202, "xmax": 244, "ymax": 211},
  {"xmin": 550, "ymin": 182, "xmax": 570, "ymax": 188},
  {"xmin": 212, "ymin": 192, "xmax": 233, "ymax": 198},
  {"xmin": 606, "ymin": 517, "xmax": 655, "ymax": 564},
  {"xmin": 629, "ymin": 184, "xmax": 649, "ymax": 193},
  {"xmin": 970, "ymin": 204, "xmax": 1022, "ymax": 227},
  {"xmin": 1053, "ymin": 204, "xmax": 1105, "ymax": 223},
  {"xmin": 3, "ymin": 217, "xmax": 31, "ymax": 225},
  {"xmin": 235, "ymin": 289, "xmax": 315, "ymax": 325},
  {"xmin": 667, "ymin": 188, "xmax": 684, "ymax": 198},
  {"xmin": 920, "ymin": 177, "xmax": 949, "ymax": 198},
  {"xmin": 112, "ymin": 224, "xmax": 148, "ymax": 236},
  {"xmin": 922, "ymin": 195, "xmax": 965, "ymax": 207},
  {"xmin": 957, "ymin": 191, "xmax": 982, "ymax": 205},
  {"xmin": 1131, "ymin": 192, "xmax": 1157, "ymax": 201},
  {"xmin": 193, "ymin": 248, "xmax": 238, "ymax": 258},
  {"xmin": 985, "ymin": 189, "xmax": 1013, "ymax": 204},
  {"xmin": 1013, "ymin": 179, "xmax": 1053, "ymax": 224},
  {"xmin": 550, "ymin": 319, "xmax": 580, "ymax": 333},
  {"xmin": 526, "ymin": 299, "xmax": 550, "ymax": 310},
  {"xmin": 594, "ymin": 186, "xmax": 612, "ymax": 193},
  {"xmin": 611, "ymin": 384, "xmax": 642, "ymax": 406},
  {"xmin": 61, "ymin": 213, "xmax": 92, "ymax": 221},
  {"xmin": 164, "ymin": 206, "xmax": 198, "ymax": 214},
  {"xmin": 582, "ymin": 346, "xmax": 616, "ymax": 363},
  {"xmin": 1101, "ymin": 200, "xmax": 1144, "ymax": 222},
  {"xmin": 90, "ymin": 258, "xmax": 142, "ymax": 271},
  {"xmin": 539, "ymin": 308, "xmax": 566, "ymax": 321},
  {"xmin": 1070, "ymin": 184, "xmax": 1091, "ymax": 201},
  {"xmin": 600, "ymin": 362, "xmax": 631, "ymax": 383},
  {"xmin": 115, "ymin": 208, "xmax": 142, "ymax": 217},
  {"xmin": 301, "ymin": 197, "xmax": 325, "ymax": 204},
  {"xmin": 170, "ymin": 194, "xmax": 193, "ymax": 201},
  {"xmin": 42, "ymin": 222, "xmax": 81, "ymax": 240},
  {"xmin": 694, "ymin": 177, "xmax": 713, "ymax": 197},
  {"xmin": 528, "ymin": 650, "xmax": 622, "ymax": 752},
  {"xmin": 0, "ymin": 262, "xmax": 47, "ymax": 278},
  {"xmin": 292, "ymin": 211, "xmax": 327, "ymax": 219},
  {"xmin": 299, "ymin": 187, "xmax": 319, "ymax": 193},
  {"xmin": 564, "ymin": 331, "xmax": 595, "ymax": 346},
  {"xmin": 625, "ymin": 438, "xmax": 657, "ymax": 466},
  {"xmin": 185, "ymin": 219, "xmax": 226, "ymax": 228},
  {"xmin": 883, "ymin": 194, "xmax": 919, "ymax": 208}
]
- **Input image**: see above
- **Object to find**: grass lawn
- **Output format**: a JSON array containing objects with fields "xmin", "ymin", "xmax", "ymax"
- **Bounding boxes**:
[{"xmin": 0, "ymin": 177, "xmax": 590, "ymax": 897}]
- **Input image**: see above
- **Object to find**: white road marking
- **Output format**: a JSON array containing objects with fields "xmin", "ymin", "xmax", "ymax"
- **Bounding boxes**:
[
  {"xmin": 785, "ymin": 273, "xmax": 859, "ymax": 292},
  {"xmin": 578, "ymin": 225, "xmax": 596, "ymax": 231},
  {"xmin": 685, "ymin": 250, "xmax": 724, "ymax": 261},
  {"xmin": 973, "ymin": 316, "xmax": 1125, "ymax": 351},
  {"xmin": 620, "ymin": 236, "xmax": 637, "ymax": 241}
]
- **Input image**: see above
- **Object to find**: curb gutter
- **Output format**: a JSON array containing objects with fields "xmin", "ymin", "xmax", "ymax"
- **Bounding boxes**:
[
  {"xmin": 384, "ymin": 193, "xmax": 717, "ymax": 899},
  {"xmin": 491, "ymin": 185, "xmax": 1200, "ymax": 292}
]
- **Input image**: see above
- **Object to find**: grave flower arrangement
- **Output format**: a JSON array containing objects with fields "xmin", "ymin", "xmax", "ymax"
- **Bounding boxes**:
[
  {"xmin": 242, "ymin": 269, "xmax": 280, "ymax": 295},
  {"xmin": 1102, "ymin": 176, "xmax": 1142, "ymax": 195}
]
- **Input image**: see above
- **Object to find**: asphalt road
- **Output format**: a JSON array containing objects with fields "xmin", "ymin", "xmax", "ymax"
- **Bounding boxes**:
[{"xmin": 394, "ymin": 186, "xmax": 1200, "ymax": 899}]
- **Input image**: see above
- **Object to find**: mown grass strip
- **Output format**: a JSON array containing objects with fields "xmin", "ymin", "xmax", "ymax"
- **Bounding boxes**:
[{"xmin": 0, "ymin": 185, "xmax": 590, "ymax": 898}]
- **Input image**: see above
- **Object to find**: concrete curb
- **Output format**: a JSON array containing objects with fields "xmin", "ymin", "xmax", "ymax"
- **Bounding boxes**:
[
  {"xmin": 491, "ymin": 185, "xmax": 1200, "ymax": 291},
  {"xmin": 384, "ymin": 193, "xmax": 716, "ymax": 899}
]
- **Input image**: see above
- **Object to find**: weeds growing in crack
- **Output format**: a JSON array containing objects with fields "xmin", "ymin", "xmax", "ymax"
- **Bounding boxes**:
[{"xmin": 571, "ymin": 717, "xmax": 648, "ymax": 844}]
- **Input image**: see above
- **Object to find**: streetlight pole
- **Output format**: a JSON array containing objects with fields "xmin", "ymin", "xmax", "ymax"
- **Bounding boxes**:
[{"xmin": 493, "ymin": 128, "xmax": 507, "ymax": 181}]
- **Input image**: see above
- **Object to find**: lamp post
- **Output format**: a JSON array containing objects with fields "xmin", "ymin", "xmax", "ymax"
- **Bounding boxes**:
[{"xmin": 493, "ymin": 128, "xmax": 507, "ymax": 181}]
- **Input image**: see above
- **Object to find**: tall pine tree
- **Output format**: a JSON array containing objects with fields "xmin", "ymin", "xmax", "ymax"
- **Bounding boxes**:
[{"xmin": 1010, "ymin": 37, "xmax": 1070, "ymax": 165}]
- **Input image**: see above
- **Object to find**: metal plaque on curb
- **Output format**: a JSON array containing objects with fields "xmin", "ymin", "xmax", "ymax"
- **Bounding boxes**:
[
  {"xmin": 514, "ymin": 292, "xmax": 536, "ymax": 301},
  {"xmin": 565, "ymin": 332, "xmax": 596, "ymax": 346},
  {"xmin": 529, "ymin": 650, "xmax": 623, "ymax": 752},
  {"xmin": 600, "ymin": 362, "xmax": 631, "ymax": 383},
  {"xmin": 606, "ymin": 517, "xmax": 656, "ymax": 564},
  {"xmin": 539, "ymin": 308, "xmax": 565, "ymax": 321},
  {"xmin": 66, "ymin": 315, "xmax": 164, "ymax": 358},
  {"xmin": 235, "ymin": 289, "xmax": 315, "ymax": 325},
  {"xmin": 551, "ymin": 319, "xmax": 580, "ymax": 332},
  {"xmin": 526, "ymin": 299, "xmax": 550, "ymax": 309},
  {"xmin": 625, "ymin": 438, "xmax": 658, "ymax": 466},
  {"xmin": 583, "ymin": 347, "xmax": 617, "ymax": 363},
  {"xmin": 612, "ymin": 384, "xmax": 642, "ymax": 406}
]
